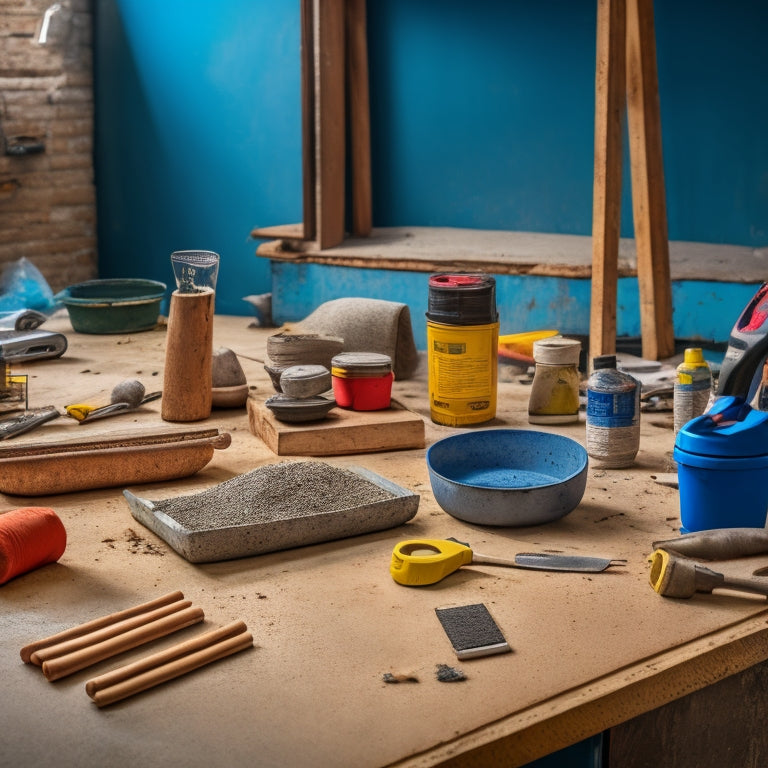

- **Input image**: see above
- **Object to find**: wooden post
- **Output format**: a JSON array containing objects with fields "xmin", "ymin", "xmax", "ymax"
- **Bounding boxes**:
[
  {"xmin": 626, "ymin": 0, "xmax": 675, "ymax": 360},
  {"xmin": 300, "ymin": 0, "xmax": 316, "ymax": 241},
  {"xmin": 346, "ymin": 0, "xmax": 372, "ymax": 237},
  {"xmin": 314, "ymin": 0, "xmax": 346, "ymax": 249},
  {"xmin": 590, "ymin": 0, "xmax": 626, "ymax": 364}
]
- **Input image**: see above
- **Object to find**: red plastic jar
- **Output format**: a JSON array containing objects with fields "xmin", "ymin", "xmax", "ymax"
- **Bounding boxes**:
[{"xmin": 331, "ymin": 352, "xmax": 393, "ymax": 411}]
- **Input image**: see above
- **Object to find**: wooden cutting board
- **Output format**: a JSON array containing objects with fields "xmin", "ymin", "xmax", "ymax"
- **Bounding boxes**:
[{"xmin": 246, "ymin": 397, "xmax": 425, "ymax": 456}]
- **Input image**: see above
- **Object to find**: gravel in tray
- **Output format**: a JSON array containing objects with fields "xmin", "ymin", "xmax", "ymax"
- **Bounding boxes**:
[{"xmin": 152, "ymin": 460, "xmax": 396, "ymax": 531}]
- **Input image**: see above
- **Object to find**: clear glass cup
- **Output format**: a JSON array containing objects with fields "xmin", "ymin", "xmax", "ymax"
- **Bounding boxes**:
[{"xmin": 170, "ymin": 250, "xmax": 220, "ymax": 294}]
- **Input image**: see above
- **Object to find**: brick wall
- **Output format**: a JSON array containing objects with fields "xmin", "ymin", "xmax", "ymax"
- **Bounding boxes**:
[{"xmin": 0, "ymin": 0, "xmax": 97, "ymax": 295}]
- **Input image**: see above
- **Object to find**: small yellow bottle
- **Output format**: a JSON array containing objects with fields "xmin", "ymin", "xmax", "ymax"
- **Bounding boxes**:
[{"xmin": 673, "ymin": 348, "xmax": 712, "ymax": 434}]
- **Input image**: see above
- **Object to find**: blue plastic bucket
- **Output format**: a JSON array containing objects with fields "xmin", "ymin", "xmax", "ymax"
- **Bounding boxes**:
[
  {"xmin": 674, "ymin": 449, "xmax": 768, "ymax": 532},
  {"xmin": 674, "ymin": 396, "xmax": 768, "ymax": 533}
]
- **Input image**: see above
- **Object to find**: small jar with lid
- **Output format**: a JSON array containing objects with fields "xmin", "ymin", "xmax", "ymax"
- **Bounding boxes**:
[
  {"xmin": 527, "ymin": 337, "xmax": 582, "ymax": 424},
  {"xmin": 331, "ymin": 352, "xmax": 394, "ymax": 411}
]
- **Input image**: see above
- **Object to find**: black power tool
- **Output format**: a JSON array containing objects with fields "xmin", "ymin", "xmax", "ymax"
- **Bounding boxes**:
[{"xmin": 716, "ymin": 283, "xmax": 768, "ymax": 403}]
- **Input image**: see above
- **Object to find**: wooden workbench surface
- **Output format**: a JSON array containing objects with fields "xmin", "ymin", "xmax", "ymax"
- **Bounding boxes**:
[{"xmin": 2, "ymin": 314, "xmax": 768, "ymax": 768}]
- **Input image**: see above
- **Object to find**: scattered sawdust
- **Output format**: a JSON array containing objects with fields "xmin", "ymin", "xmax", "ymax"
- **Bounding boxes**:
[
  {"xmin": 101, "ymin": 531, "xmax": 164, "ymax": 555},
  {"xmin": 126, "ymin": 528, "xmax": 165, "ymax": 556},
  {"xmin": 594, "ymin": 512, "xmax": 626, "ymax": 523}
]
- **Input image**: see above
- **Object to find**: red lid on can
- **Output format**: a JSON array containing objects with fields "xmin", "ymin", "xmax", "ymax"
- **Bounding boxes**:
[{"xmin": 429, "ymin": 274, "xmax": 485, "ymax": 288}]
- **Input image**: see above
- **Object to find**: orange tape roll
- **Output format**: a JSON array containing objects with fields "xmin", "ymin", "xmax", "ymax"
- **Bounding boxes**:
[{"xmin": 0, "ymin": 507, "xmax": 67, "ymax": 585}]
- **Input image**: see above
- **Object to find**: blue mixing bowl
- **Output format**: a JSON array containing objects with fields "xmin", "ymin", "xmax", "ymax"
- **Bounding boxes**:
[{"xmin": 426, "ymin": 429, "xmax": 588, "ymax": 526}]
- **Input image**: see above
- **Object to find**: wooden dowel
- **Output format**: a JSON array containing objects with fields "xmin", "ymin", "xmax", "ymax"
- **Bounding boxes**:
[
  {"xmin": 85, "ymin": 621, "xmax": 248, "ymax": 697},
  {"xmin": 90, "ymin": 630, "xmax": 253, "ymax": 707},
  {"xmin": 30, "ymin": 599, "xmax": 192, "ymax": 666},
  {"xmin": 42, "ymin": 606, "xmax": 205, "ymax": 682},
  {"xmin": 20, "ymin": 591, "xmax": 184, "ymax": 663}
]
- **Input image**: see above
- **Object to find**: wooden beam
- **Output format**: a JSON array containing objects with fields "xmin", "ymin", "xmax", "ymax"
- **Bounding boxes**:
[
  {"xmin": 626, "ymin": 0, "xmax": 675, "ymax": 360},
  {"xmin": 300, "ymin": 0, "xmax": 316, "ymax": 241},
  {"xmin": 314, "ymin": 0, "xmax": 346, "ymax": 249},
  {"xmin": 590, "ymin": 0, "xmax": 626, "ymax": 364},
  {"xmin": 346, "ymin": 0, "xmax": 372, "ymax": 237}
]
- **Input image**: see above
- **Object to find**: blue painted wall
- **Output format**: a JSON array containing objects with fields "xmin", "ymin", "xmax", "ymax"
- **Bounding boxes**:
[
  {"xmin": 366, "ymin": 1, "xmax": 768, "ymax": 244},
  {"xmin": 94, "ymin": 1, "xmax": 768, "ymax": 321},
  {"xmin": 93, "ymin": 0, "xmax": 302, "ymax": 314}
]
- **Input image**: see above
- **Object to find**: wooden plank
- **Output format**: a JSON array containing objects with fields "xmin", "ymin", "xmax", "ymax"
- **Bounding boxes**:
[
  {"xmin": 255, "ymin": 226, "xmax": 768, "ymax": 282},
  {"xmin": 589, "ymin": 0, "xmax": 626, "ymax": 364},
  {"xmin": 314, "ymin": 0, "xmax": 346, "ymax": 249},
  {"xmin": 346, "ymin": 0, "xmax": 373, "ymax": 237},
  {"xmin": 251, "ymin": 223, "xmax": 306, "ymax": 241},
  {"xmin": 626, "ymin": 0, "xmax": 675, "ymax": 360},
  {"xmin": 300, "ymin": 0, "xmax": 316, "ymax": 240},
  {"xmin": 246, "ymin": 397, "xmax": 425, "ymax": 456}
]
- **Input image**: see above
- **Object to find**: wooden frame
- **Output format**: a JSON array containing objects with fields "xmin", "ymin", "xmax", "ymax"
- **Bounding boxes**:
[
  {"xmin": 254, "ymin": 0, "xmax": 674, "ymax": 360},
  {"xmin": 591, "ymin": 0, "xmax": 674, "ymax": 360},
  {"xmin": 251, "ymin": 0, "xmax": 371, "ymax": 248}
]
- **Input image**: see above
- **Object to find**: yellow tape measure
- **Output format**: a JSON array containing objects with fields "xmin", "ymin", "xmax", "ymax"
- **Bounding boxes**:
[{"xmin": 390, "ymin": 539, "xmax": 473, "ymax": 586}]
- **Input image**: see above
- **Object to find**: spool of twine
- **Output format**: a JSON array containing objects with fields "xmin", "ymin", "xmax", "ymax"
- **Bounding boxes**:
[
  {"xmin": 585, "ymin": 424, "xmax": 640, "ymax": 468},
  {"xmin": 0, "ymin": 507, "xmax": 67, "ymax": 585}
]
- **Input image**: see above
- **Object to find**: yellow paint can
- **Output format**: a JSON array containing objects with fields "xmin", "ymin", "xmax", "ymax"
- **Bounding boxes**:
[{"xmin": 426, "ymin": 274, "xmax": 498, "ymax": 426}]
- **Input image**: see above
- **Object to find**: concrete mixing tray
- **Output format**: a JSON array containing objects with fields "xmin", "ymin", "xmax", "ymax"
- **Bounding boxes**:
[{"xmin": 123, "ymin": 466, "xmax": 420, "ymax": 563}]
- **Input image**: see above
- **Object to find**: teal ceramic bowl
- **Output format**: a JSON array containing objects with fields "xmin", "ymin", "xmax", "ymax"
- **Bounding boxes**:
[{"xmin": 57, "ymin": 279, "xmax": 167, "ymax": 334}]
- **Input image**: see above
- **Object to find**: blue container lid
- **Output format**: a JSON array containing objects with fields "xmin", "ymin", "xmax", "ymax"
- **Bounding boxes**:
[{"xmin": 675, "ymin": 395, "xmax": 768, "ymax": 458}]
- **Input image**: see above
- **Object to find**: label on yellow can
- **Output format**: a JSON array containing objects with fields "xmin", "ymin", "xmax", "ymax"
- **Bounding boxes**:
[{"xmin": 427, "ymin": 320, "xmax": 499, "ymax": 426}]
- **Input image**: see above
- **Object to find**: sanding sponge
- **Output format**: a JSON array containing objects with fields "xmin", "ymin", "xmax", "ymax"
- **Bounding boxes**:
[{"xmin": 435, "ymin": 603, "xmax": 511, "ymax": 660}]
